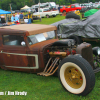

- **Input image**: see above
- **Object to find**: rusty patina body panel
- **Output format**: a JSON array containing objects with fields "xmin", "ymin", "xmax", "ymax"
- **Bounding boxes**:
[{"xmin": 0, "ymin": 24, "xmax": 58, "ymax": 73}]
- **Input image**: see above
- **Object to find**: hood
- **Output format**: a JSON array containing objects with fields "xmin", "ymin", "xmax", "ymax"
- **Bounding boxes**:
[
  {"xmin": 29, "ymin": 39, "xmax": 58, "ymax": 52},
  {"xmin": 33, "ymin": 12, "xmax": 40, "ymax": 15}
]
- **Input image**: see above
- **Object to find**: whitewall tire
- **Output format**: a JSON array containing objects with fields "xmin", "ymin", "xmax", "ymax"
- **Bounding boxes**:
[{"xmin": 58, "ymin": 55, "xmax": 95, "ymax": 96}]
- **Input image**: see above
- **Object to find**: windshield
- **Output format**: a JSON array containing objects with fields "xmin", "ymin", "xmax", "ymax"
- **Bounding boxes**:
[
  {"xmin": 75, "ymin": 5, "xmax": 80, "ymax": 7},
  {"xmin": 27, "ymin": 31, "xmax": 55, "ymax": 45},
  {"xmin": 39, "ymin": 9, "xmax": 42, "ymax": 12},
  {"xmin": 50, "ymin": 2, "xmax": 56, "ymax": 6}
]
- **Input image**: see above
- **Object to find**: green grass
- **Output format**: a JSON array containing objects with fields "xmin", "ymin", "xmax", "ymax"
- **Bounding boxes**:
[
  {"xmin": 1, "ymin": 14, "xmax": 100, "ymax": 100},
  {"xmin": 1, "ymin": 69, "xmax": 100, "ymax": 100},
  {"xmin": 32, "ymin": 15, "xmax": 65, "ymax": 25}
]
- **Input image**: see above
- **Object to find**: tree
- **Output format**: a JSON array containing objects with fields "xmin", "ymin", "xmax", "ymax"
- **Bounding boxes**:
[{"xmin": 0, "ymin": 0, "xmax": 98, "ymax": 10}]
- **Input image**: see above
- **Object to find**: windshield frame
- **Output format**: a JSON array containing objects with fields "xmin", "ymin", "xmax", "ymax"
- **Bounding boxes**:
[{"xmin": 27, "ymin": 30, "xmax": 56, "ymax": 46}]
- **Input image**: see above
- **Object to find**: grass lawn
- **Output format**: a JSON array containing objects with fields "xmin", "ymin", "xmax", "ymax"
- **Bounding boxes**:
[
  {"xmin": 32, "ymin": 15, "xmax": 65, "ymax": 25},
  {"xmin": 1, "ymin": 14, "xmax": 100, "ymax": 100}
]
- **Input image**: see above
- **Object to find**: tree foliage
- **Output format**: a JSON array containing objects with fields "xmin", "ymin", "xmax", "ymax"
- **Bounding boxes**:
[{"xmin": 0, "ymin": 0, "xmax": 98, "ymax": 10}]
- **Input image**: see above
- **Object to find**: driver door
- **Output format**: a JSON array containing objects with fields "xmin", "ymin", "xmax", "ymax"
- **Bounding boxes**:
[{"xmin": 1, "ymin": 34, "xmax": 30, "ymax": 72}]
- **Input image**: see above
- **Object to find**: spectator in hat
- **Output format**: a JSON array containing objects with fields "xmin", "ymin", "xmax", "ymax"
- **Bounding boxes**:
[{"xmin": 11, "ymin": 14, "xmax": 19, "ymax": 22}]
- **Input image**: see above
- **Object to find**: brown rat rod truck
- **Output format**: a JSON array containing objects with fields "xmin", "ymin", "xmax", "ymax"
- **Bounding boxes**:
[{"xmin": 0, "ymin": 24, "xmax": 100, "ymax": 96}]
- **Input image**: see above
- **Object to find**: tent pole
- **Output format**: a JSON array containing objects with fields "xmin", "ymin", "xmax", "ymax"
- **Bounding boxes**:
[
  {"xmin": 6, "ymin": 14, "xmax": 8, "ymax": 23},
  {"xmin": 39, "ymin": 0, "xmax": 40, "ymax": 12},
  {"xmin": 9, "ymin": 4, "xmax": 12, "ymax": 15}
]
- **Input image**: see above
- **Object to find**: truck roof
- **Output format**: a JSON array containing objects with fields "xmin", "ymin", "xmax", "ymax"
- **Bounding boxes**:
[{"xmin": 0, "ymin": 24, "xmax": 57, "ymax": 36}]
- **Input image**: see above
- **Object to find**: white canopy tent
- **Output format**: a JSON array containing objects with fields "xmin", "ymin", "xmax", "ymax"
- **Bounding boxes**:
[{"xmin": 21, "ymin": 5, "xmax": 30, "ymax": 10}]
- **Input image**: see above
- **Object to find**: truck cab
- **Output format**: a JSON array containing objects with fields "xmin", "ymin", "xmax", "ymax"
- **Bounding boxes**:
[
  {"xmin": 0, "ymin": 24, "xmax": 58, "ymax": 73},
  {"xmin": 60, "ymin": 4, "xmax": 82, "ymax": 13}
]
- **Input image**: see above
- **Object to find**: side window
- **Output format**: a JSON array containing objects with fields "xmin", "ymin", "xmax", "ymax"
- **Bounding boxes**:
[
  {"xmin": 43, "ymin": 9, "xmax": 49, "ymax": 12},
  {"xmin": 71, "ymin": 6, "xmax": 75, "ymax": 8},
  {"xmin": 39, "ymin": 9, "xmax": 42, "ymax": 12},
  {"xmin": 3, "ymin": 35, "xmax": 25, "ymax": 46}
]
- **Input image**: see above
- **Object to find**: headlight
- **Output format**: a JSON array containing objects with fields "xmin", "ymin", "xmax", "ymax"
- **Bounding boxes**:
[
  {"xmin": 67, "ymin": 39, "xmax": 75, "ymax": 46},
  {"xmin": 92, "ymin": 47, "xmax": 100, "ymax": 55},
  {"xmin": 67, "ymin": 41, "xmax": 71, "ymax": 46},
  {"xmin": 71, "ymin": 39, "xmax": 75, "ymax": 46}
]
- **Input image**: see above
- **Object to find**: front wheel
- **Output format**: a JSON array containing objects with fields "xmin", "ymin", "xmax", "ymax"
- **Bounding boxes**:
[{"xmin": 58, "ymin": 55, "xmax": 95, "ymax": 96}]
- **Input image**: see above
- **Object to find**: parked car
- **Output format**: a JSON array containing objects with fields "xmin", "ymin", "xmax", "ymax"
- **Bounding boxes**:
[
  {"xmin": 60, "ymin": 4, "xmax": 83, "ymax": 13},
  {"xmin": 20, "ymin": 9, "xmax": 26, "ymax": 13},
  {"xmin": 15, "ymin": 10, "xmax": 20, "ymax": 13},
  {"xmin": 80, "ymin": 3, "xmax": 93, "ymax": 10},
  {"xmin": 0, "ymin": 24, "xmax": 100, "ymax": 96},
  {"xmin": 24, "ymin": 14, "xmax": 41, "ymax": 22},
  {"xmin": 9, "ymin": 10, "xmax": 15, "ymax": 14},
  {"xmin": 33, "ymin": 8, "xmax": 59, "ymax": 18},
  {"xmin": 20, "ymin": 9, "xmax": 31, "ymax": 13}
]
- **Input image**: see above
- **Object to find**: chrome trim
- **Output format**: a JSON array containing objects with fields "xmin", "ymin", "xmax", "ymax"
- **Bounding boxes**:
[
  {"xmin": 0, "ymin": 52, "xmax": 39, "ymax": 69},
  {"xmin": 5, "ymin": 66, "xmax": 38, "ymax": 69}
]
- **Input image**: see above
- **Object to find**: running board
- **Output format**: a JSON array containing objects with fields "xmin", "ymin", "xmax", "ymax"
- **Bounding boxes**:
[{"xmin": 37, "ymin": 57, "xmax": 59, "ymax": 76}]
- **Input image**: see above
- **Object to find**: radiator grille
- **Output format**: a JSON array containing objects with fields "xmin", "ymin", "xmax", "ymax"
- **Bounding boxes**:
[
  {"xmin": 82, "ymin": 45, "xmax": 94, "ymax": 68},
  {"xmin": 77, "ymin": 43, "xmax": 94, "ymax": 68}
]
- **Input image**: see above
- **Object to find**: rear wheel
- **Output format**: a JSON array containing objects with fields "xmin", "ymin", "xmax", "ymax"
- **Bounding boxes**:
[
  {"xmin": 58, "ymin": 55, "xmax": 95, "ymax": 96},
  {"xmin": 53, "ymin": 15, "xmax": 56, "ymax": 17}
]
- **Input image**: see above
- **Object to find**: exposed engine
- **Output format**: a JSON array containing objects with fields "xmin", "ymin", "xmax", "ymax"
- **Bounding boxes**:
[
  {"xmin": 39, "ymin": 40, "xmax": 100, "ymax": 76},
  {"xmin": 39, "ymin": 39, "xmax": 100, "ymax": 77},
  {"xmin": 39, "ymin": 39, "xmax": 76, "ymax": 76},
  {"xmin": 48, "ymin": 39, "xmax": 76, "ymax": 58}
]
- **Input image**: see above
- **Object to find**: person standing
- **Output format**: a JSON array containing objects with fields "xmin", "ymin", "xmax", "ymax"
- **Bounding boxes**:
[
  {"xmin": 16, "ymin": 13, "xmax": 20, "ymax": 19},
  {"xmin": 19, "ymin": 13, "xmax": 24, "ymax": 19},
  {"xmin": 11, "ymin": 14, "xmax": 16, "ymax": 22},
  {"xmin": 28, "ymin": 12, "xmax": 32, "ymax": 24},
  {"xmin": 19, "ymin": 13, "xmax": 24, "ymax": 24}
]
